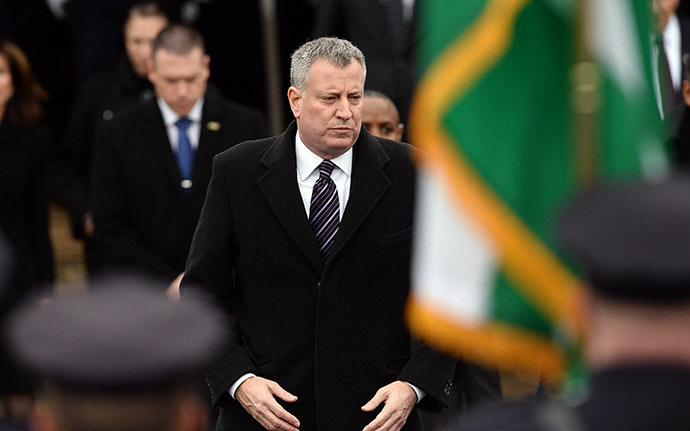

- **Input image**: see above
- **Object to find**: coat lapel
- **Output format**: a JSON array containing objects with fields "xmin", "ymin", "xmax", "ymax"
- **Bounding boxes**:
[
  {"xmin": 192, "ymin": 91, "xmax": 223, "ymax": 198},
  {"xmin": 328, "ymin": 128, "xmax": 390, "ymax": 261},
  {"xmin": 257, "ymin": 123, "xmax": 324, "ymax": 273},
  {"xmin": 142, "ymin": 100, "xmax": 185, "ymax": 196}
]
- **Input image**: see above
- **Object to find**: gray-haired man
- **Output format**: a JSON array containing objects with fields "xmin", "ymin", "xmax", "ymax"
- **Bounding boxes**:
[{"xmin": 182, "ymin": 37, "xmax": 455, "ymax": 431}]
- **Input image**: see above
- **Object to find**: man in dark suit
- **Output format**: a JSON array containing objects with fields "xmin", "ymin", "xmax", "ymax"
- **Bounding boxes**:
[
  {"xmin": 181, "ymin": 37, "xmax": 455, "ymax": 431},
  {"xmin": 90, "ymin": 24, "xmax": 266, "ymax": 289},
  {"xmin": 53, "ymin": 1, "xmax": 170, "ymax": 273},
  {"xmin": 457, "ymin": 176, "xmax": 690, "ymax": 431}
]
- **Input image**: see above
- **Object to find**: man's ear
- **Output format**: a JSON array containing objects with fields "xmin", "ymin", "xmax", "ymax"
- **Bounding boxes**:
[
  {"xmin": 683, "ymin": 80, "xmax": 690, "ymax": 107},
  {"xmin": 202, "ymin": 55, "xmax": 211, "ymax": 79},
  {"xmin": 287, "ymin": 86, "xmax": 302, "ymax": 119},
  {"xmin": 146, "ymin": 58, "xmax": 156, "ymax": 83}
]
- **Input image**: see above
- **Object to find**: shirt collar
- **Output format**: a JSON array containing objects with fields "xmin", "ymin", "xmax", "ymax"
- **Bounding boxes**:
[
  {"xmin": 157, "ymin": 97, "xmax": 205, "ymax": 126},
  {"xmin": 295, "ymin": 130, "xmax": 353, "ymax": 181}
]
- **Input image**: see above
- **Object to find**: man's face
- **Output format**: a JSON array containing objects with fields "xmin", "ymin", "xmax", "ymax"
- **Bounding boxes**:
[
  {"xmin": 288, "ymin": 60, "xmax": 364, "ymax": 159},
  {"xmin": 148, "ymin": 47, "xmax": 210, "ymax": 117},
  {"xmin": 124, "ymin": 14, "xmax": 168, "ymax": 77},
  {"xmin": 652, "ymin": 0, "xmax": 680, "ymax": 32},
  {"xmin": 362, "ymin": 96, "xmax": 404, "ymax": 141}
]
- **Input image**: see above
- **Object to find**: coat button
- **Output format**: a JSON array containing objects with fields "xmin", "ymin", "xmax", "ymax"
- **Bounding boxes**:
[{"xmin": 444, "ymin": 387, "xmax": 451, "ymax": 395}]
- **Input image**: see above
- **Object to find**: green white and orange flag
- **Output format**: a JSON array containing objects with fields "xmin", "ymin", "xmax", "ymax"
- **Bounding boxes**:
[{"xmin": 407, "ymin": 0, "xmax": 667, "ymax": 384}]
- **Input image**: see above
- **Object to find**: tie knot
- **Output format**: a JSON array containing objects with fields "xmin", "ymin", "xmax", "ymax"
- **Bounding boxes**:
[
  {"xmin": 318, "ymin": 160, "xmax": 336, "ymax": 179},
  {"xmin": 175, "ymin": 117, "xmax": 192, "ymax": 131}
]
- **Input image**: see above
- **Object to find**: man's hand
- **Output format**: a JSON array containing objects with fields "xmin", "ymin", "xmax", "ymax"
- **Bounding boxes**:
[
  {"xmin": 235, "ymin": 376, "xmax": 300, "ymax": 431},
  {"xmin": 361, "ymin": 381, "xmax": 417, "ymax": 431}
]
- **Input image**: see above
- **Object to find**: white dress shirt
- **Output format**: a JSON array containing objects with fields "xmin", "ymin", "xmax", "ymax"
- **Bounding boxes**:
[
  {"xmin": 664, "ymin": 14, "xmax": 682, "ymax": 92},
  {"xmin": 295, "ymin": 130, "xmax": 352, "ymax": 219},
  {"xmin": 157, "ymin": 97, "xmax": 204, "ymax": 152}
]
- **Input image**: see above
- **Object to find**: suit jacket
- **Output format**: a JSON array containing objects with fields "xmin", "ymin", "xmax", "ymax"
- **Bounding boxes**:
[
  {"xmin": 90, "ymin": 88, "xmax": 267, "ymax": 280},
  {"xmin": 182, "ymin": 122, "xmax": 456, "ymax": 431}
]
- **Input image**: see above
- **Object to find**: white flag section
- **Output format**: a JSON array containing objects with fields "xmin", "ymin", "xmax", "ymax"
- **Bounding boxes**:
[{"xmin": 411, "ymin": 165, "xmax": 497, "ymax": 326}]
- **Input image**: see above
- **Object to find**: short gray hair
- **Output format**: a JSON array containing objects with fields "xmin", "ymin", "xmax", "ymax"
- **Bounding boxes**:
[{"xmin": 290, "ymin": 37, "xmax": 367, "ymax": 91}]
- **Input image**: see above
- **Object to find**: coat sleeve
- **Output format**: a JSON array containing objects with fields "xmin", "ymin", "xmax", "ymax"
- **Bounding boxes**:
[
  {"xmin": 52, "ymin": 80, "xmax": 103, "ymax": 238},
  {"xmin": 181, "ymin": 154, "xmax": 258, "ymax": 409},
  {"xmin": 397, "ymin": 340, "xmax": 457, "ymax": 412}
]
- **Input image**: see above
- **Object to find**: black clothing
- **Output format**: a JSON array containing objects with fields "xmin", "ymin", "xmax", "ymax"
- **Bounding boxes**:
[
  {"xmin": 53, "ymin": 56, "xmax": 154, "ymax": 240},
  {"xmin": 90, "ymin": 88, "xmax": 267, "ymax": 281},
  {"xmin": 459, "ymin": 366, "xmax": 690, "ymax": 431},
  {"xmin": 0, "ymin": 119, "xmax": 54, "ymax": 294}
]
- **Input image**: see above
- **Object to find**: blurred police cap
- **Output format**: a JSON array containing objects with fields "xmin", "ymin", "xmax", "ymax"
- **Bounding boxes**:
[
  {"xmin": 7, "ymin": 274, "xmax": 227, "ymax": 390},
  {"xmin": 558, "ymin": 174, "xmax": 690, "ymax": 301}
]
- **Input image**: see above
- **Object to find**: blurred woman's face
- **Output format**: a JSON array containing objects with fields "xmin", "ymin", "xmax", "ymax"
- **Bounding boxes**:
[{"xmin": 0, "ymin": 54, "xmax": 13, "ymax": 110}]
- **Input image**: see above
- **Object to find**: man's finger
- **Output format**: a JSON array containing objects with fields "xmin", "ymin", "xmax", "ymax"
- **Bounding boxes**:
[
  {"xmin": 362, "ymin": 406, "xmax": 393, "ymax": 431},
  {"xmin": 269, "ymin": 402, "xmax": 301, "ymax": 428},
  {"xmin": 361, "ymin": 388, "xmax": 385, "ymax": 412},
  {"xmin": 269, "ymin": 382, "xmax": 299, "ymax": 403}
]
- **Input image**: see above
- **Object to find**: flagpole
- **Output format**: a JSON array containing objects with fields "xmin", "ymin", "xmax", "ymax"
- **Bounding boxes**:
[
  {"xmin": 572, "ymin": 0, "xmax": 599, "ymax": 186},
  {"xmin": 259, "ymin": 0, "xmax": 285, "ymax": 135}
]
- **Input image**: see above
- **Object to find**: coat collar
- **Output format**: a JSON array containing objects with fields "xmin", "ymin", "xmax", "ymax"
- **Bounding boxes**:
[
  {"xmin": 141, "ymin": 87, "xmax": 225, "ymax": 200},
  {"xmin": 257, "ymin": 121, "xmax": 391, "ymax": 272}
]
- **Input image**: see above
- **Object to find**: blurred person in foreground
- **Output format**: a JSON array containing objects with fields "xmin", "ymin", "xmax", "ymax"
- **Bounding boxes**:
[
  {"xmin": 458, "ymin": 175, "xmax": 690, "ymax": 431},
  {"xmin": 182, "ymin": 36, "xmax": 455, "ymax": 431},
  {"xmin": 6, "ymin": 276, "xmax": 227, "ymax": 431},
  {"xmin": 90, "ymin": 23, "xmax": 266, "ymax": 290},
  {"xmin": 52, "ymin": 1, "xmax": 170, "ymax": 274},
  {"xmin": 0, "ymin": 38, "xmax": 54, "ymax": 305}
]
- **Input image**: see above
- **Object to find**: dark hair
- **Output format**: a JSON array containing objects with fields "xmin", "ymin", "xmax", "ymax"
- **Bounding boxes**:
[
  {"xmin": 0, "ymin": 39, "xmax": 47, "ymax": 127},
  {"xmin": 152, "ymin": 24, "xmax": 205, "ymax": 58},
  {"xmin": 126, "ymin": 1, "xmax": 171, "ymax": 26}
]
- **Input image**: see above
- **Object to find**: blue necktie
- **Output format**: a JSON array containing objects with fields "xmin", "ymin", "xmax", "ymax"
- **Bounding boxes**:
[
  {"xmin": 175, "ymin": 117, "xmax": 194, "ymax": 181},
  {"xmin": 309, "ymin": 160, "xmax": 340, "ymax": 258}
]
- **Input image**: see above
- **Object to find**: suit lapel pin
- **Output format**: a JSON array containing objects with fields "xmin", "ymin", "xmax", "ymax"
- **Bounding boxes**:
[{"xmin": 207, "ymin": 121, "xmax": 221, "ymax": 131}]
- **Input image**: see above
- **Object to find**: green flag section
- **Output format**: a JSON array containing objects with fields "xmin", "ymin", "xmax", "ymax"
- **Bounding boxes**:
[{"xmin": 407, "ymin": 0, "xmax": 666, "ymax": 384}]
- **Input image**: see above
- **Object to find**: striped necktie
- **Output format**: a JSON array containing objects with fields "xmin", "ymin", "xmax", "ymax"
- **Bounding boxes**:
[{"xmin": 309, "ymin": 160, "xmax": 340, "ymax": 258}]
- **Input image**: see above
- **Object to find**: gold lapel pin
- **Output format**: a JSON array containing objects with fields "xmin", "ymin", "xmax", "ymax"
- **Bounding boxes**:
[{"xmin": 207, "ymin": 121, "xmax": 221, "ymax": 131}]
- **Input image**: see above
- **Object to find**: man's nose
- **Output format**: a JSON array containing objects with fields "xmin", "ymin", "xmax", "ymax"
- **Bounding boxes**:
[{"xmin": 335, "ymin": 97, "xmax": 353, "ymax": 120}]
